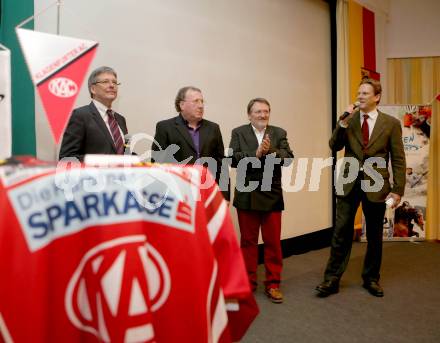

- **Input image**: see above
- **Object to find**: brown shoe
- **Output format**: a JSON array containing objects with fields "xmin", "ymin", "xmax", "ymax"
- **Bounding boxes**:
[
  {"xmin": 363, "ymin": 281, "xmax": 384, "ymax": 297},
  {"xmin": 315, "ymin": 280, "xmax": 339, "ymax": 297},
  {"xmin": 265, "ymin": 287, "xmax": 283, "ymax": 303}
]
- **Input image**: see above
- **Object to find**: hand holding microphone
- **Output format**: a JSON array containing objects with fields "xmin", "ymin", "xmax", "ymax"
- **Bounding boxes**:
[{"xmin": 339, "ymin": 101, "xmax": 360, "ymax": 121}]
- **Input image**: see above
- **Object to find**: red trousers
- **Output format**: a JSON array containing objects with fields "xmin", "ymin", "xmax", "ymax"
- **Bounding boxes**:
[{"xmin": 237, "ymin": 210, "xmax": 282, "ymax": 289}]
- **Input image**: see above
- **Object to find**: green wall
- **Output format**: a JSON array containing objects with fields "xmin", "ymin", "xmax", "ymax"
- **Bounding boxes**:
[{"xmin": 0, "ymin": 0, "xmax": 36, "ymax": 156}]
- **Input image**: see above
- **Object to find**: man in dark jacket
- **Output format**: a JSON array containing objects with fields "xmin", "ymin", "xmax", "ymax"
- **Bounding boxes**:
[
  {"xmin": 229, "ymin": 97, "xmax": 294, "ymax": 303},
  {"xmin": 316, "ymin": 78, "xmax": 406, "ymax": 298},
  {"xmin": 59, "ymin": 66, "xmax": 127, "ymax": 161},
  {"xmin": 152, "ymin": 86, "xmax": 229, "ymax": 200}
]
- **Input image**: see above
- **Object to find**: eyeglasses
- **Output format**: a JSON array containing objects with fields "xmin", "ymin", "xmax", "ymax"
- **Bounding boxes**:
[
  {"xmin": 252, "ymin": 109, "xmax": 270, "ymax": 115},
  {"xmin": 183, "ymin": 99, "xmax": 205, "ymax": 105},
  {"xmin": 93, "ymin": 80, "xmax": 121, "ymax": 86}
]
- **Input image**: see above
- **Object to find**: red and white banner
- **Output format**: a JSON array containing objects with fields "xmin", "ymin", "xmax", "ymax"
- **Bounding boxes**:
[
  {"xmin": 0, "ymin": 163, "xmax": 258, "ymax": 342},
  {"xmin": 16, "ymin": 28, "xmax": 98, "ymax": 144},
  {"xmin": 0, "ymin": 45, "xmax": 12, "ymax": 159}
]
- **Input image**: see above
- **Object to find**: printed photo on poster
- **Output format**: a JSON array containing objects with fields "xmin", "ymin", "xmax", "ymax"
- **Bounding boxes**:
[{"xmin": 362, "ymin": 104, "xmax": 431, "ymax": 241}]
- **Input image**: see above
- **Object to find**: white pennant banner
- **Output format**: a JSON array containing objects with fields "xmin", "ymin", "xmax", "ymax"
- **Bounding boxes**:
[{"xmin": 0, "ymin": 45, "xmax": 12, "ymax": 159}]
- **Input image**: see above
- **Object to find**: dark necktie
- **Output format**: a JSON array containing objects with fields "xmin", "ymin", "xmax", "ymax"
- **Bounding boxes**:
[
  {"xmin": 362, "ymin": 114, "xmax": 369, "ymax": 147},
  {"xmin": 107, "ymin": 109, "xmax": 124, "ymax": 154}
]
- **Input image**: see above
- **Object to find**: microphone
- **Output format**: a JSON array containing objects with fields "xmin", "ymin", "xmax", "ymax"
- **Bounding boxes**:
[
  {"xmin": 124, "ymin": 134, "xmax": 132, "ymax": 151},
  {"xmin": 124, "ymin": 134, "xmax": 138, "ymax": 156},
  {"xmin": 339, "ymin": 101, "xmax": 360, "ymax": 120}
]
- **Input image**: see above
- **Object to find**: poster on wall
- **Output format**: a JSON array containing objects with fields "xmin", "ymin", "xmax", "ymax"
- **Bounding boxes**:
[{"xmin": 362, "ymin": 104, "xmax": 431, "ymax": 241}]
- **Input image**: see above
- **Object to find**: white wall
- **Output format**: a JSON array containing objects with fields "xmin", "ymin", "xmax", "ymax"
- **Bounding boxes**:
[
  {"xmin": 387, "ymin": 0, "xmax": 440, "ymax": 58},
  {"xmin": 34, "ymin": 0, "xmax": 333, "ymax": 239}
]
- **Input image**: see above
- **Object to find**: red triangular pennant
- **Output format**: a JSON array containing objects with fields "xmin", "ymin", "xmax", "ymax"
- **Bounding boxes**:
[
  {"xmin": 36, "ymin": 48, "xmax": 97, "ymax": 143},
  {"xmin": 16, "ymin": 28, "xmax": 98, "ymax": 144}
]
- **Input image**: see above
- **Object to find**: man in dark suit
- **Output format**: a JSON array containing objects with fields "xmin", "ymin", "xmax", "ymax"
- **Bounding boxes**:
[
  {"xmin": 59, "ymin": 66, "xmax": 128, "ymax": 161},
  {"xmin": 316, "ymin": 78, "xmax": 406, "ymax": 298},
  {"xmin": 152, "ymin": 86, "xmax": 229, "ymax": 200},
  {"xmin": 229, "ymin": 98, "xmax": 294, "ymax": 303}
]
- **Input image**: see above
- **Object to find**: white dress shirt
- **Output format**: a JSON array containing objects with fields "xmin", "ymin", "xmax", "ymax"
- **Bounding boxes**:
[
  {"xmin": 251, "ymin": 125, "xmax": 266, "ymax": 145},
  {"xmin": 92, "ymin": 99, "xmax": 124, "ymax": 140}
]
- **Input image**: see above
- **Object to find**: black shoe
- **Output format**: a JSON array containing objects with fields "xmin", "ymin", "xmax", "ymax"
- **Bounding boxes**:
[
  {"xmin": 315, "ymin": 280, "xmax": 339, "ymax": 297},
  {"xmin": 362, "ymin": 281, "xmax": 384, "ymax": 297}
]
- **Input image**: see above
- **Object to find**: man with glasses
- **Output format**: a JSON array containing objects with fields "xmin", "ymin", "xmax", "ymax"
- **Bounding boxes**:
[
  {"xmin": 59, "ymin": 66, "xmax": 128, "ymax": 161},
  {"xmin": 152, "ymin": 86, "xmax": 229, "ymax": 200}
]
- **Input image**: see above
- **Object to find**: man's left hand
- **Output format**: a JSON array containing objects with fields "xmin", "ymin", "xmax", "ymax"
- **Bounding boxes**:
[{"xmin": 386, "ymin": 193, "xmax": 401, "ymax": 209}]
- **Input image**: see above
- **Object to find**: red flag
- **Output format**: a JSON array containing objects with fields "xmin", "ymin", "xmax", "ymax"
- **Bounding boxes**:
[
  {"xmin": 0, "ymin": 163, "xmax": 257, "ymax": 342},
  {"xmin": 436, "ymin": 93, "xmax": 440, "ymax": 102}
]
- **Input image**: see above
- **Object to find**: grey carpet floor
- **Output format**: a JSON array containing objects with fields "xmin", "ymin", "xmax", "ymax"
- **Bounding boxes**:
[{"xmin": 242, "ymin": 241, "xmax": 440, "ymax": 343}]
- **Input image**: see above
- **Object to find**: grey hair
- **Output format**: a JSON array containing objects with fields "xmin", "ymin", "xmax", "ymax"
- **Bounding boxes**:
[
  {"xmin": 175, "ymin": 86, "xmax": 202, "ymax": 112},
  {"xmin": 88, "ymin": 66, "xmax": 117, "ymax": 98}
]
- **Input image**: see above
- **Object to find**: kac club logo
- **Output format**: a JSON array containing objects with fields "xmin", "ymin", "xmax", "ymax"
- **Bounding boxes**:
[
  {"xmin": 65, "ymin": 235, "xmax": 171, "ymax": 342},
  {"xmin": 48, "ymin": 77, "xmax": 78, "ymax": 98}
]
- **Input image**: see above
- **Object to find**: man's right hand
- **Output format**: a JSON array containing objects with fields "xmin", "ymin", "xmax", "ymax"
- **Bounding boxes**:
[
  {"xmin": 256, "ymin": 134, "xmax": 270, "ymax": 158},
  {"xmin": 339, "ymin": 103, "xmax": 357, "ymax": 127}
]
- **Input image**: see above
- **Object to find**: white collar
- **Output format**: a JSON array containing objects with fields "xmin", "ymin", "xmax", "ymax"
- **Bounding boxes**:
[
  {"xmin": 251, "ymin": 124, "xmax": 266, "ymax": 135},
  {"xmin": 93, "ymin": 99, "xmax": 111, "ymax": 114},
  {"xmin": 360, "ymin": 108, "xmax": 378, "ymax": 120}
]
